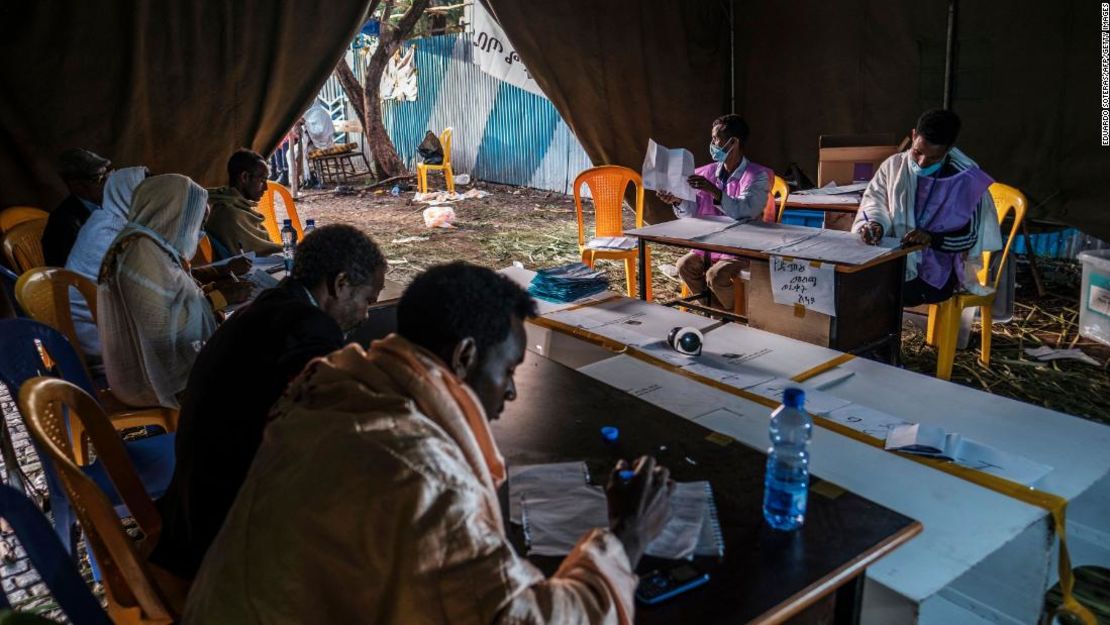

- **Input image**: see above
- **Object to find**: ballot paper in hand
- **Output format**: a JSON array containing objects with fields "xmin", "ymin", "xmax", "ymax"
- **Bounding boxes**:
[{"xmin": 642, "ymin": 139, "xmax": 697, "ymax": 202}]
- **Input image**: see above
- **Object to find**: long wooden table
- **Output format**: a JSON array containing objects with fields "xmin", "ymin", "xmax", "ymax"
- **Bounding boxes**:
[
  {"xmin": 495, "ymin": 355, "xmax": 921, "ymax": 625},
  {"xmin": 629, "ymin": 222, "xmax": 917, "ymax": 363}
]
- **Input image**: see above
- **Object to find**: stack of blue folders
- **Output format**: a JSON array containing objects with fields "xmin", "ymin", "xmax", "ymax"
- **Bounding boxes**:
[{"xmin": 528, "ymin": 263, "xmax": 610, "ymax": 303}]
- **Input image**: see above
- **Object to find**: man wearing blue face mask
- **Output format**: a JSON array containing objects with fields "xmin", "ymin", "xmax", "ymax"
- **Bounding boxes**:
[
  {"xmin": 657, "ymin": 114, "xmax": 777, "ymax": 310},
  {"xmin": 852, "ymin": 109, "xmax": 1002, "ymax": 306}
]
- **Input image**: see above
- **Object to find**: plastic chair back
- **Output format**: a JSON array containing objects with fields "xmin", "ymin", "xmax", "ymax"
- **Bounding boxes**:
[
  {"xmin": 573, "ymin": 166, "xmax": 645, "ymax": 245},
  {"xmin": 15, "ymin": 269, "xmax": 98, "ymax": 369},
  {"xmin": 0, "ymin": 207, "xmax": 48, "ymax": 235},
  {"xmin": 194, "ymin": 235, "xmax": 214, "ymax": 265},
  {"xmin": 2, "ymin": 220, "xmax": 46, "ymax": 273},
  {"xmin": 257, "ymin": 182, "xmax": 302, "ymax": 244},
  {"xmin": 983, "ymin": 183, "xmax": 1027, "ymax": 291},
  {"xmin": 441, "ymin": 127, "xmax": 453, "ymax": 167},
  {"xmin": 19, "ymin": 378, "xmax": 172, "ymax": 624},
  {"xmin": 0, "ymin": 484, "xmax": 111, "ymax": 624},
  {"xmin": 772, "ymin": 175, "xmax": 791, "ymax": 222}
]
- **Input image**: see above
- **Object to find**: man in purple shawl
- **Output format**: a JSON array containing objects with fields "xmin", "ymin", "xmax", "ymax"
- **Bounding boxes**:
[{"xmin": 853, "ymin": 109, "xmax": 1002, "ymax": 306}]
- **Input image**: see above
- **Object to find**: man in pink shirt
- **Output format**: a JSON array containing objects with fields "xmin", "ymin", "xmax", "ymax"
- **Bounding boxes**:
[{"xmin": 657, "ymin": 115, "xmax": 776, "ymax": 311}]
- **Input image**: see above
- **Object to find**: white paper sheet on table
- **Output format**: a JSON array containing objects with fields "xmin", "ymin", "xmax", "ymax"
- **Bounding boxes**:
[
  {"xmin": 794, "ymin": 182, "xmax": 869, "ymax": 196},
  {"xmin": 634, "ymin": 340, "xmax": 776, "ymax": 390},
  {"xmin": 641, "ymin": 139, "xmax": 698, "ymax": 202},
  {"xmin": 826, "ymin": 404, "xmax": 911, "ymax": 440},
  {"xmin": 626, "ymin": 215, "xmax": 737, "ymax": 241},
  {"xmin": 765, "ymin": 229, "xmax": 898, "ymax": 265},
  {"xmin": 785, "ymin": 193, "xmax": 862, "ymax": 205},
  {"xmin": 508, "ymin": 461, "xmax": 592, "ymax": 524},
  {"xmin": 543, "ymin": 298, "xmax": 717, "ymax": 347},
  {"xmin": 579, "ymin": 356, "xmax": 740, "ymax": 421},
  {"xmin": 748, "ymin": 378, "xmax": 851, "ymax": 415},
  {"xmin": 882, "ymin": 424, "xmax": 1053, "ymax": 486},
  {"xmin": 768, "ymin": 255, "xmax": 837, "ymax": 317},
  {"xmin": 698, "ymin": 221, "xmax": 818, "ymax": 252}
]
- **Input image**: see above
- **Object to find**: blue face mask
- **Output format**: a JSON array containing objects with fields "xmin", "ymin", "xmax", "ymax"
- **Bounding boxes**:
[
  {"xmin": 909, "ymin": 158, "xmax": 944, "ymax": 177},
  {"xmin": 709, "ymin": 142, "xmax": 728, "ymax": 162}
]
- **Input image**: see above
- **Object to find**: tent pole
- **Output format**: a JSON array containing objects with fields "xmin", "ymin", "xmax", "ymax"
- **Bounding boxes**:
[
  {"xmin": 942, "ymin": 0, "xmax": 958, "ymax": 109},
  {"xmin": 729, "ymin": 0, "xmax": 736, "ymax": 113}
]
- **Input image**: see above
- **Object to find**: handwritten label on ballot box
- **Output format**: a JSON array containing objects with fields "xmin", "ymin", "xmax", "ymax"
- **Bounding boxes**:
[{"xmin": 769, "ymin": 256, "xmax": 836, "ymax": 316}]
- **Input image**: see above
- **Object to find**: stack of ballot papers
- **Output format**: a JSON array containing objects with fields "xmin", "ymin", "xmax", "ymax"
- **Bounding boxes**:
[
  {"xmin": 509, "ymin": 462, "xmax": 724, "ymax": 559},
  {"xmin": 528, "ymin": 263, "xmax": 610, "ymax": 304},
  {"xmin": 584, "ymin": 236, "xmax": 637, "ymax": 251}
]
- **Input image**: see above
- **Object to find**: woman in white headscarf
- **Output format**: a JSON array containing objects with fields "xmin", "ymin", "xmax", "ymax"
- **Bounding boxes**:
[
  {"xmin": 65, "ymin": 166, "xmax": 149, "ymax": 361},
  {"xmin": 98, "ymin": 174, "xmax": 245, "ymax": 409}
]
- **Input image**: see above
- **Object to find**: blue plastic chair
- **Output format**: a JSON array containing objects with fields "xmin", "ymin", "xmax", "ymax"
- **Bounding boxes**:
[
  {"xmin": 0, "ymin": 320, "xmax": 175, "ymax": 558},
  {"xmin": 0, "ymin": 485, "xmax": 110, "ymax": 625}
]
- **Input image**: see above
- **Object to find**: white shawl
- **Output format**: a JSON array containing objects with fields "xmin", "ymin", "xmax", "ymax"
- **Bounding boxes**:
[
  {"xmin": 98, "ymin": 174, "xmax": 215, "ymax": 409},
  {"xmin": 852, "ymin": 148, "xmax": 1002, "ymax": 293},
  {"xmin": 65, "ymin": 166, "xmax": 147, "ymax": 359}
]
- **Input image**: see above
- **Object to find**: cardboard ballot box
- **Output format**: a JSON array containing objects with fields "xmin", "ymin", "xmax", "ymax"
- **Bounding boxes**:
[{"xmin": 817, "ymin": 133, "xmax": 902, "ymax": 187}]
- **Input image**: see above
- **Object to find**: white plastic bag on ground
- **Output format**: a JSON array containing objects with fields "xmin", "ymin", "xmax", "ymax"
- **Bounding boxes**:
[{"xmin": 423, "ymin": 205, "xmax": 456, "ymax": 228}]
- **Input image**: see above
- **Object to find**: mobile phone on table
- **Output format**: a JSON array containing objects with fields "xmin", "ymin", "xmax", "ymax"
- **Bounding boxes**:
[{"xmin": 635, "ymin": 563, "xmax": 710, "ymax": 605}]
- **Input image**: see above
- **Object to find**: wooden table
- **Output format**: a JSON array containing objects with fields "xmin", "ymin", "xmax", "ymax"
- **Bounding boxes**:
[
  {"xmin": 494, "ymin": 355, "xmax": 921, "ymax": 625},
  {"xmin": 630, "ymin": 224, "xmax": 917, "ymax": 363}
]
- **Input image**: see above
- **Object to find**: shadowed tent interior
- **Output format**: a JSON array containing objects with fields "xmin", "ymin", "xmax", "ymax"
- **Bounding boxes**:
[
  {"xmin": 0, "ymin": 1, "xmax": 1106, "ymax": 235},
  {"xmin": 485, "ymin": 0, "xmax": 1110, "ymax": 239},
  {"xmin": 0, "ymin": 1, "xmax": 372, "ymax": 210}
]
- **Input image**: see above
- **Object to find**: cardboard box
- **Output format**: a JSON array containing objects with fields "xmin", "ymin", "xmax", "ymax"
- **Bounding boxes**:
[{"xmin": 817, "ymin": 133, "xmax": 902, "ymax": 187}]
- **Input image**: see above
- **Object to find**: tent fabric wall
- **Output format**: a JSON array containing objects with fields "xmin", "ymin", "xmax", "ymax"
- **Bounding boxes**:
[
  {"xmin": 490, "ymin": 0, "xmax": 1110, "ymax": 239},
  {"xmin": 0, "ymin": 1, "xmax": 370, "ymax": 211}
]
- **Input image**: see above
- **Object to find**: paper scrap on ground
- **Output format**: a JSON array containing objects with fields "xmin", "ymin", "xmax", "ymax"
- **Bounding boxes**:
[
  {"xmin": 641, "ymin": 139, "xmax": 697, "ymax": 202},
  {"xmin": 413, "ymin": 188, "xmax": 490, "ymax": 204},
  {"xmin": 626, "ymin": 215, "xmax": 736, "ymax": 241},
  {"xmin": 1024, "ymin": 346, "xmax": 1102, "ymax": 367},
  {"xmin": 883, "ymin": 424, "xmax": 1052, "ymax": 486},
  {"xmin": 585, "ymin": 236, "xmax": 637, "ymax": 251},
  {"xmin": 748, "ymin": 378, "xmax": 851, "ymax": 415},
  {"xmin": 769, "ymin": 256, "xmax": 837, "ymax": 316},
  {"xmin": 765, "ymin": 229, "xmax": 896, "ymax": 265}
]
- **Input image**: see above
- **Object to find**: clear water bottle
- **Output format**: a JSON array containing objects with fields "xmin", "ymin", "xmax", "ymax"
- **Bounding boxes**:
[
  {"xmin": 304, "ymin": 219, "xmax": 316, "ymax": 235},
  {"xmin": 763, "ymin": 388, "xmax": 812, "ymax": 531},
  {"xmin": 280, "ymin": 218, "xmax": 297, "ymax": 272},
  {"xmin": 390, "ymin": 185, "xmax": 400, "ymax": 196}
]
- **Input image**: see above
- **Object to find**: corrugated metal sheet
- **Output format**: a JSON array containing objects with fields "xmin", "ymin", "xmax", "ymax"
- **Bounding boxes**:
[{"xmin": 382, "ymin": 34, "xmax": 593, "ymax": 194}]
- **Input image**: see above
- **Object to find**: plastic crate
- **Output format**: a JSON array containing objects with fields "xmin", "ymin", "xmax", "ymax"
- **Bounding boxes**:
[{"xmin": 1078, "ymin": 249, "xmax": 1110, "ymax": 346}]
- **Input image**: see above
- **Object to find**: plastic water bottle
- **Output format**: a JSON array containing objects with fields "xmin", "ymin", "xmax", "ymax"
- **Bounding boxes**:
[
  {"xmin": 304, "ymin": 219, "xmax": 316, "ymax": 235},
  {"xmin": 390, "ymin": 185, "xmax": 400, "ymax": 196},
  {"xmin": 762, "ymin": 388, "xmax": 812, "ymax": 531},
  {"xmin": 280, "ymin": 218, "xmax": 297, "ymax": 272}
]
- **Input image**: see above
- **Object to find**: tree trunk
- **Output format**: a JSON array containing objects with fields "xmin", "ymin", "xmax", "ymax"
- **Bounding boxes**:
[
  {"xmin": 361, "ymin": 0, "xmax": 433, "ymax": 179},
  {"xmin": 335, "ymin": 60, "xmax": 366, "ymax": 132}
]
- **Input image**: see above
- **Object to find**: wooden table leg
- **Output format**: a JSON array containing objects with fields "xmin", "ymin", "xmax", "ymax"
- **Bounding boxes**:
[{"xmin": 832, "ymin": 573, "xmax": 865, "ymax": 625}]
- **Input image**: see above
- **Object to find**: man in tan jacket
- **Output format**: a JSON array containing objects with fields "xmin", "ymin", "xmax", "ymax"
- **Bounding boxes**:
[
  {"xmin": 205, "ymin": 148, "xmax": 282, "ymax": 259},
  {"xmin": 183, "ymin": 262, "xmax": 672, "ymax": 624}
]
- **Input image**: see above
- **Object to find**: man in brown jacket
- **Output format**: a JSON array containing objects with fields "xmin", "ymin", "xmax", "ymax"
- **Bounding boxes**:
[{"xmin": 205, "ymin": 149, "xmax": 282, "ymax": 259}]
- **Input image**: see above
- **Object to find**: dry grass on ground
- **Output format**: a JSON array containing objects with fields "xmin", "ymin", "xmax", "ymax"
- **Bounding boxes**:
[{"xmin": 294, "ymin": 181, "xmax": 1109, "ymax": 424}]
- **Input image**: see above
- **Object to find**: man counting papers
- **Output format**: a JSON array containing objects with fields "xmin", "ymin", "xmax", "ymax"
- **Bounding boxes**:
[
  {"xmin": 853, "ymin": 109, "xmax": 1001, "ymax": 306},
  {"xmin": 656, "ymin": 115, "xmax": 777, "ymax": 311}
]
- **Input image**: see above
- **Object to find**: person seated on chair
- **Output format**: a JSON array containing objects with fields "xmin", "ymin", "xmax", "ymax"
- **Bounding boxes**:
[
  {"xmin": 41, "ymin": 148, "xmax": 111, "ymax": 267},
  {"xmin": 655, "ymin": 114, "xmax": 776, "ymax": 311},
  {"xmin": 151, "ymin": 224, "xmax": 387, "ymax": 579},
  {"xmin": 205, "ymin": 149, "xmax": 283, "ymax": 259},
  {"xmin": 182, "ymin": 262, "xmax": 672, "ymax": 624},
  {"xmin": 853, "ymin": 109, "xmax": 1001, "ymax": 306}
]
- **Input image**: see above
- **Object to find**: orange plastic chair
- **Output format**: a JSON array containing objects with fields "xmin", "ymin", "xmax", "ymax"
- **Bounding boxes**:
[
  {"xmin": 772, "ymin": 175, "xmax": 791, "ymax": 223},
  {"xmin": 194, "ymin": 235, "xmax": 214, "ymax": 265},
  {"xmin": 2, "ymin": 219, "xmax": 46, "ymax": 273},
  {"xmin": 573, "ymin": 166, "xmax": 652, "ymax": 299},
  {"xmin": 927, "ymin": 183, "xmax": 1026, "ymax": 380},
  {"xmin": 0, "ymin": 206, "xmax": 48, "ymax": 234},
  {"xmin": 416, "ymin": 128, "xmax": 456, "ymax": 194},
  {"xmin": 15, "ymin": 268, "xmax": 178, "ymax": 459},
  {"xmin": 19, "ymin": 377, "xmax": 185, "ymax": 623},
  {"xmin": 257, "ymin": 181, "xmax": 302, "ymax": 244}
]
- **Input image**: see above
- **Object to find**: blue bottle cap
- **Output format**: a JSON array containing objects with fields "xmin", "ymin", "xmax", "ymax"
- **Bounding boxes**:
[
  {"xmin": 283, "ymin": 218, "xmax": 292, "ymax": 226},
  {"xmin": 618, "ymin": 469, "xmax": 635, "ymax": 482},
  {"xmin": 783, "ymin": 388, "xmax": 806, "ymax": 409},
  {"xmin": 600, "ymin": 426, "xmax": 619, "ymax": 442}
]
